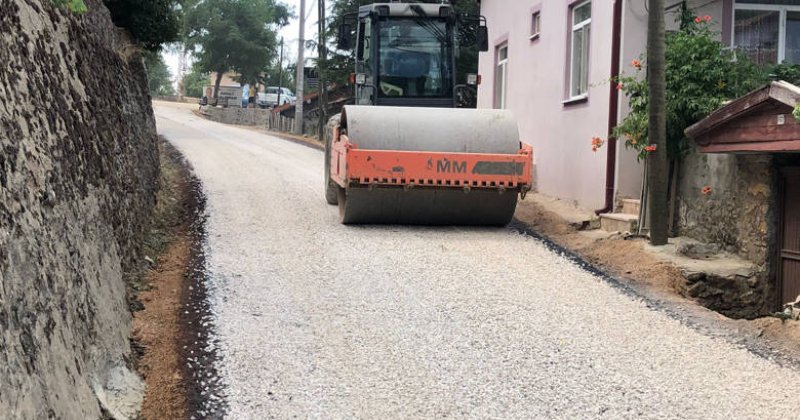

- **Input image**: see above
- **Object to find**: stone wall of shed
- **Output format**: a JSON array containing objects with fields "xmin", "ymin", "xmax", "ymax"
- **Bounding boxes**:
[{"xmin": 675, "ymin": 148, "xmax": 777, "ymax": 317}]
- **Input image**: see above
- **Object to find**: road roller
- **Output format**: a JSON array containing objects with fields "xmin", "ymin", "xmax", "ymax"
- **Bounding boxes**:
[{"xmin": 325, "ymin": 1, "xmax": 532, "ymax": 225}]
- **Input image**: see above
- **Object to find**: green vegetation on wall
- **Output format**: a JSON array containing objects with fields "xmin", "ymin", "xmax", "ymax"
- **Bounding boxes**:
[
  {"xmin": 103, "ymin": 0, "xmax": 181, "ymax": 51},
  {"xmin": 51, "ymin": 0, "xmax": 87, "ymax": 13}
]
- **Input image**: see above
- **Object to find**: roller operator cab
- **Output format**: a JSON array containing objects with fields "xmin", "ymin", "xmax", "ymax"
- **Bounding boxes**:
[
  {"xmin": 350, "ymin": 2, "xmax": 479, "ymax": 108},
  {"xmin": 326, "ymin": 2, "xmax": 533, "ymax": 226}
]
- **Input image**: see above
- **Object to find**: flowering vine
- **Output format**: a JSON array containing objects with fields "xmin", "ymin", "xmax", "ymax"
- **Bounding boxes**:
[
  {"xmin": 591, "ymin": 137, "xmax": 604, "ymax": 152},
  {"xmin": 611, "ymin": 13, "xmax": 763, "ymax": 161}
]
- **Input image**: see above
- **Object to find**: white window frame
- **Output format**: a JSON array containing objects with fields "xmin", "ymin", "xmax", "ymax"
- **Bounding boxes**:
[
  {"xmin": 495, "ymin": 44, "xmax": 509, "ymax": 109},
  {"xmin": 567, "ymin": 1, "xmax": 591, "ymax": 101},
  {"xmin": 732, "ymin": 1, "xmax": 800, "ymax": 64},
  {"xmin": 530, "ymin": 11, "xmax": 541, "ymax": 40}
]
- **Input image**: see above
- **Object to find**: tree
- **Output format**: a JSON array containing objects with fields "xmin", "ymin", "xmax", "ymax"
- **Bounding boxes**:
[
  {"xmin": 183, "ymin": 0, "xmax": 290, "ymax": 103},
  {"xmin": 143, "ymin": 51, "xmax": 176, "ymax": 96},
  {"xmin": 103, "ymin": 0, "xmax": 181, "ymax": 51},
  {"xmin": 263, "ymin": 63, "xmax": 294, "ymax": 88},
  {"xmin": 646, "ymin": 0, "xmax": 668, "ymax": 245},
  {"xmin": 182, "ymin": 64, "xmax": 211, "ymax": 98}
]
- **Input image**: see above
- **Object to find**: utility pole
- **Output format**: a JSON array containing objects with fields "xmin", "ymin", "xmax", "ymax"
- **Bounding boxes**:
[
  {"xmin": 647, "ymin": 0, "xmax": 668, "ymax": 245},
  {"xmin": 294, "ymin": 0, "xmax": 306, "ymax": 135},
  {"xmin": 317, "ymin": 0, "xmax": 327, "ymax": 142},
  {"xmin": 277, "ymin": 37, "xmax": 283, "ymax": 106}
]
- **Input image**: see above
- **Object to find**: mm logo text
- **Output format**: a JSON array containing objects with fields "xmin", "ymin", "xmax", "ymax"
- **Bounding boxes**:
[{"xmin": 436, "ymin": 159, "xmax": 467, "ymax": 174}]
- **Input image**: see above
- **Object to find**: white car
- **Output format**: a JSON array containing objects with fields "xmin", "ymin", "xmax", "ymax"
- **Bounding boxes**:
[{"xmin": 257, "ymin": 87, "xmax": 295, "ymax": 108}]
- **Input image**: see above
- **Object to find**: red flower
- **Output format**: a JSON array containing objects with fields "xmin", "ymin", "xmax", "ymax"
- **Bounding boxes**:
[
  {"xmin": 694, "ymin": 16, "xmax": 702, "ymax": 23},
  {"xmin": 631, "ymin": 59, "xmax": 642, "ymax": 69},
  {"xmin": 704, "ymin": 15, "xmax": 712, "ymax": 22},
  {"xmin": 701, "ymin": 186, "xmax": 712, "ymax": 195},
  {"xmin": 616, "ymin": 83, "xmax": 624, "ymax": 91},
  {"xmin": 591, "ymin": 137, "xmax": 604, "ymax": 152},
  {"xmin": 644, "ymin": 144, "xmax": 657, "ymax": 152}
]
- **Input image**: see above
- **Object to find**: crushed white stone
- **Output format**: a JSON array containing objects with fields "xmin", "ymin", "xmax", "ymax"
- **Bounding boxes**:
[{"xmin": 157, "ymin": 103, "xmax": 800, "ymax": 420}]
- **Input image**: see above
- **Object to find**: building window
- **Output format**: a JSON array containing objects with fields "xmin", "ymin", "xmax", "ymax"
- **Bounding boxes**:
[
  {"xmin": 495, "ymin": 44, "xmax": 508, "ymax": 109},
  {"xmin": 734, "ymin": 1, "xmax": 800, "ymax": 65},
  {"xmin": 568, "ymin": 1, "xmax": 591, "ymax": 99},
  {"xmin": 530, "ymin": 11, "xmax": 541, "ymax": 40}
]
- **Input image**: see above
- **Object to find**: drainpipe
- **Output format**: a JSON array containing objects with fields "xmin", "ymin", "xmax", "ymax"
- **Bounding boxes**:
[{"xmin": 596, "ymin": 0, "xmax": 624, "ymax": 215}]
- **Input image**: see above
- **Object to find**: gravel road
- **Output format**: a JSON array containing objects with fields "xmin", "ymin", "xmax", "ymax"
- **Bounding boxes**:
[{"xmin": 155, "ymin": 102, "xmax": 800, "ymax": 419}]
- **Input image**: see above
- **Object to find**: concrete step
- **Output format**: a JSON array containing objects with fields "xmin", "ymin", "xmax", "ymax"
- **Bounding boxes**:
[
  {"xmin": 620, "ymin": 198, "xmax": 641, "ymax": 216},
  {"xmin": 600, "ymin": 212, "xmax": 638, "ymax": 233}
]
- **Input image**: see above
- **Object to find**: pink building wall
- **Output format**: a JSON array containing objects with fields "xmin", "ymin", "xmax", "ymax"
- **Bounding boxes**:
[
  {"xmin": 478, "ymin": 0, "xmax": 728, "ymax": 210},
  {"xmin": 478, "ymin": 0, "xmax": 623, "ymax": 210}
]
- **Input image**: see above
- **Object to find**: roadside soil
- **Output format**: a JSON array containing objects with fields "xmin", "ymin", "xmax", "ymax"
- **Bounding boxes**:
[
  {"xmin": 132, "ymin": 139, "xmax": 194, "ymax": 419},
  {"xmin": 514, "ymin": 198, "xmax": 800, "ymax": 365},
  {"xmin": 515, "ymin": 200, "xmax": 682, "ymax": 294}
]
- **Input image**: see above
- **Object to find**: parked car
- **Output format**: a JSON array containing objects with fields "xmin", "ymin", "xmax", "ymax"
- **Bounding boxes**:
[{"xmin": 257, "ymin": 87, "xmax": 296, "ymax": 108}]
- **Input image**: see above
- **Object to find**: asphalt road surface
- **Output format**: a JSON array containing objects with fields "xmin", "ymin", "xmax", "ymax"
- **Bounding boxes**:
[{"xmin": 155, "ymin": 102, "xmax": 800, "ymax": 419}]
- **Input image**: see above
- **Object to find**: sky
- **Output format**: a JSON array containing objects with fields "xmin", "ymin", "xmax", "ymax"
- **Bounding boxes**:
[{"xmin": 163, "ymin": 0, "xmax": 321, "ymax": 87}]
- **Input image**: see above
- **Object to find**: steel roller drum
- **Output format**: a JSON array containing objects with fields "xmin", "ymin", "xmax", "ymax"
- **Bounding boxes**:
[
  {"xmin": 342, "ymin": 106, "xmax": 521, "ymax": 154},
  {"xmin": 337, "ymin": 106, "xmax": 523, "ymax": 226}
]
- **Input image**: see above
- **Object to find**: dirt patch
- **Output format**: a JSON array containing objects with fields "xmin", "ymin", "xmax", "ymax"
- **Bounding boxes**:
[
  {"xmin": 131, "ymin": 139, "xmax": 203, "ymax": 419},
  {"xmin": 515, "ymin": 200, "xmax": 683, "ymax": 293},
  {"xmin": 133, "ymin": 238, "xmax": 191, "ymax": 419}
]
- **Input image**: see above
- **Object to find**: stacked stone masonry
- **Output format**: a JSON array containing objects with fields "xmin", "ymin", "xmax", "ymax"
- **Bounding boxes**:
[
  {"xmin": 0, "ymin": 0, "xmax": 158, "ymax": 418},
  {"xmin": 677, "ymin": 151, "xmax": 776, "ymax": 318}
]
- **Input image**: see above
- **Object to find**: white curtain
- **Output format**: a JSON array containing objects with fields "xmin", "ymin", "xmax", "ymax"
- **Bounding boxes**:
[{"xmin": 735, "ymin": 9, "xmax": 780, "ymax": 65}]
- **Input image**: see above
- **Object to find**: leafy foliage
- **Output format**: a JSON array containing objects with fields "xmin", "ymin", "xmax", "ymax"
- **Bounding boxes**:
[
  {"xmin": 768, "ymin": 63, "xmax": 800, "ymax": 86},
  {"xmin": 103, "ymin": 0, "xmax": 181, "ymax": 51},
  {"xmin": 51, "ymin": 0, "xmax": 87, "ymax": 13},
  {"xmin": 143, "ymin": 51, "xmax": 176, "ymax": 96},
  {"xmin": 613, "ymin": 16, "xmax": 764, "ymax": 160},
  {"xmin": 182, "ymin": 64, "xmax": 211, "ymax": 98},
  {"xmin": 262, "ymin": 62, "xmax": 294, "ymax": 89},
  {"xmin": 183, "ymin": 0, "xmax": 290, "ymax": 95}
]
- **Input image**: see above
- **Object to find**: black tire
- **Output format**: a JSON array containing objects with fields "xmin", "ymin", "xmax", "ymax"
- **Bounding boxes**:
[
  {"xmin": 337, "ymin": 187, "xmax": 348, "ymax": 223},
  {"xmin": 324, "ymin": 114, "xmax": 342, "ymax": 205}
]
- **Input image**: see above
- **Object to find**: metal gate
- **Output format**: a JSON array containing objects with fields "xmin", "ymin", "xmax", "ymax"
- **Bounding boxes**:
[{"xmin": 779, "ymin": 168, "xmax": 800, "ymax": 306}]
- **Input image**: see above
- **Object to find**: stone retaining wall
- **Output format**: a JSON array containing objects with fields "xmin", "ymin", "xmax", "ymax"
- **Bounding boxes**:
[
  {"xmin": 199, "ymin": 105, "xmax": 270, "ymax": 126},
  {"xmin": 0, "ymin": 1, "xmax": 159, "ymax": 418}
]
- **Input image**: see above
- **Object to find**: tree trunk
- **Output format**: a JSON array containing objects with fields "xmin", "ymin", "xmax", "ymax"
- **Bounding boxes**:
[
  {"xmin": 213, "ymin": 71, "xmax": 224, "ymax": 106},
  {"xmin": 647, "ymin": 0, "xmax": 669, "ymax": 246}
]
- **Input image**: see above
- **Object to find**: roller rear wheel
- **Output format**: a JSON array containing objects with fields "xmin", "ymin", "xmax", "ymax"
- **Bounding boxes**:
[{"xmin": 337, "ymin": 187, "xmax": 517, "ymax": 226}]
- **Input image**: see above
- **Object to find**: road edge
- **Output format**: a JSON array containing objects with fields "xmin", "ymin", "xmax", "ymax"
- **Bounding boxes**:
[{"xmin": 509, "ymin": 218, "xmax": 800, "ymax": 371}]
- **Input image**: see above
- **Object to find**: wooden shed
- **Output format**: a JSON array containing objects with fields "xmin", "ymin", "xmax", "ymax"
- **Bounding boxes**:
[
  {"xmin": 685, "ymin": 81, "xmax": 800, "ymax": 308},
  {"xmin": 685, "ymin": 81, "xmax": 800, "ymax": 153}
]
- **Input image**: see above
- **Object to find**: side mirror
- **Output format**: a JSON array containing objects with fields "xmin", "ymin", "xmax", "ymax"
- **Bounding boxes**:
[
  {"xmin": 477, "ymin": 26, "xmax": 489, "ymax": 52},
  {"xmin": 337, "ymin": 23, "xmax": 352, "ymax": 50}
]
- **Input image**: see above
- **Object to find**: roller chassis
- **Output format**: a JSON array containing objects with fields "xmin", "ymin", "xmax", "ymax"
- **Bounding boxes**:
[{"xmin": 324, "ymin": 111, "xmax": 533, "ymax": 225}]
